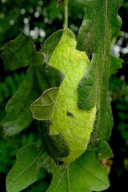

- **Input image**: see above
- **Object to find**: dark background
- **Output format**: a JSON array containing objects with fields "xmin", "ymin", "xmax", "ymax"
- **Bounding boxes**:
[{"xmin": 0, "ymin": 0, "xmax": 128, "ymax": 191}]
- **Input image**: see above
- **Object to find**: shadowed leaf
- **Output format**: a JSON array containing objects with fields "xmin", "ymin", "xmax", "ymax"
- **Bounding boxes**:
[
  {"xmin": 41, "ymin": 121, "xmax": 69, "ymax": 161},
  {"xmin": 1, "ymin": 32, "xmax": 34, "ymax": 71},
  {"xmin": 30, "ymin": 87, "xmax": 59, "ymax": 120},
  {"xmin": 2, "ymin": 32, "xmax": 64, "ymax": 135},
  {"xmin": 41, "ymin": 30, "xmax": 63, "ymax": 63}
]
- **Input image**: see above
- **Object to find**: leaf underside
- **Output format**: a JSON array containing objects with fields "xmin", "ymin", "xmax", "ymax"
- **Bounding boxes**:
[
  {"xmin": 30, "ymin": 87, "xmax": 59, "ymax": 120},
  {"xmin": 41, "ymin": 30, "xmax": 63, "ymax": 63}
]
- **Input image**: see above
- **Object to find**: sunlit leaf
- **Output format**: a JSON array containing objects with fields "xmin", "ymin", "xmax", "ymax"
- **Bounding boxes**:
[
  {"xmin": 6, "ymin": 144, "xmax": 47, "ymax": 192},
  {"xmin": 46, "ymin": 150, "xmax": 110, "ymax": 192}
]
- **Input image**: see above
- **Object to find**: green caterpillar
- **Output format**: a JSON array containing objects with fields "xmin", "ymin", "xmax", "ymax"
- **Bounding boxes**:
[{"xmin": 48, "ymin": 29, "xmax": 96, "ymax": 164}]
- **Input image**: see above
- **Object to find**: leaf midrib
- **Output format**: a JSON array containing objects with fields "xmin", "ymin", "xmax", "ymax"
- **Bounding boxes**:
[
  {"xmin": 53, "ymin": 168, "xmax": 66, "ymax": 192},
  {"xmin": 7, "ymin": 149, "xmax": 44, "ymax": 189},
  {"xmin": 76, "ymin": 160, "xmax": 108, "ymax": 185}
]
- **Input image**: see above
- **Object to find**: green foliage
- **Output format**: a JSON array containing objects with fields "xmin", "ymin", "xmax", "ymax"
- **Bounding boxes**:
[
  {"xmin": 1, "ymin": 33, "xmax": 34, "ymax": 71},
  {"xmin": 110, "ymin": 75, "xmax": 128, "ymax": 146},
  {"xmin": 0, "ymin": 0, "xmax": 84, "ymax": 48},
  {"xmin": 2, "ymin": 32, "xmax": 64, "ymax": 136},
  {"xmin": 74, "ymin": 0, "xmax": 123, "ymax": 159},
  {"xmin": 0, "ymin": 127, "xmax": 42, "ymax": 173},
  {"xmin": 0, "ymin": 123, "xmax": 47, "ymax": 192},
  {"xmin": 30, "ymin": 88, "xmax": 59, "ymax": 120},
  {"xmin": 0, "ymin": 72, "xmax": 25, "ymax": 103},
  {"xmin": 123, "ymin": 0, "xmax": 128, "ymax": 9},
  {"xmin": 42, "ymin": 29, "xmax": 96, "ymax": 164},
  {"xmin": 46, "ymin": 150, "xmax": 109, "ymax": 192},
  {"xmin": 40, "ymin": 121, "xmax": 69, "ymax": 162},
  {"xmin": 6, "ymin": 144, "xmax": 47, "ymax": 192},
  {"xmin": 110, "ymin": 56, "xmax": 123, "ymax": 75},
  {"xmin": 41, "ymin": 30, "xmax": 63, "ymax": 62},
  {"xmin": 0, "ymin": 0, "xmax": 124, "ymax": 192},
  {"xmin": 75, "ymin": 0, "xmax": 122, "ymax": 52}
]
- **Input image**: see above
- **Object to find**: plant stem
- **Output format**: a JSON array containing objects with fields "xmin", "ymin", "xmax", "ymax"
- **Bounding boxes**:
[
  {"xmin": 66, "ymin": 165, "xmax": 70, "ymax": 192},
  {"xmin": 64, "ymin": 0, "xmax": 68, "ymax": 30}
]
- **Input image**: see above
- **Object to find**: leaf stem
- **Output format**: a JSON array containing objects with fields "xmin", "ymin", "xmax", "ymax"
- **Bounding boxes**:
[
  {"xmin": 66, "ymin": 165, "xmax": 70, "ymax": 192},
  {"xmin": 64, "ymin": 0, "xmax": 68, "ymax": 30}
]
